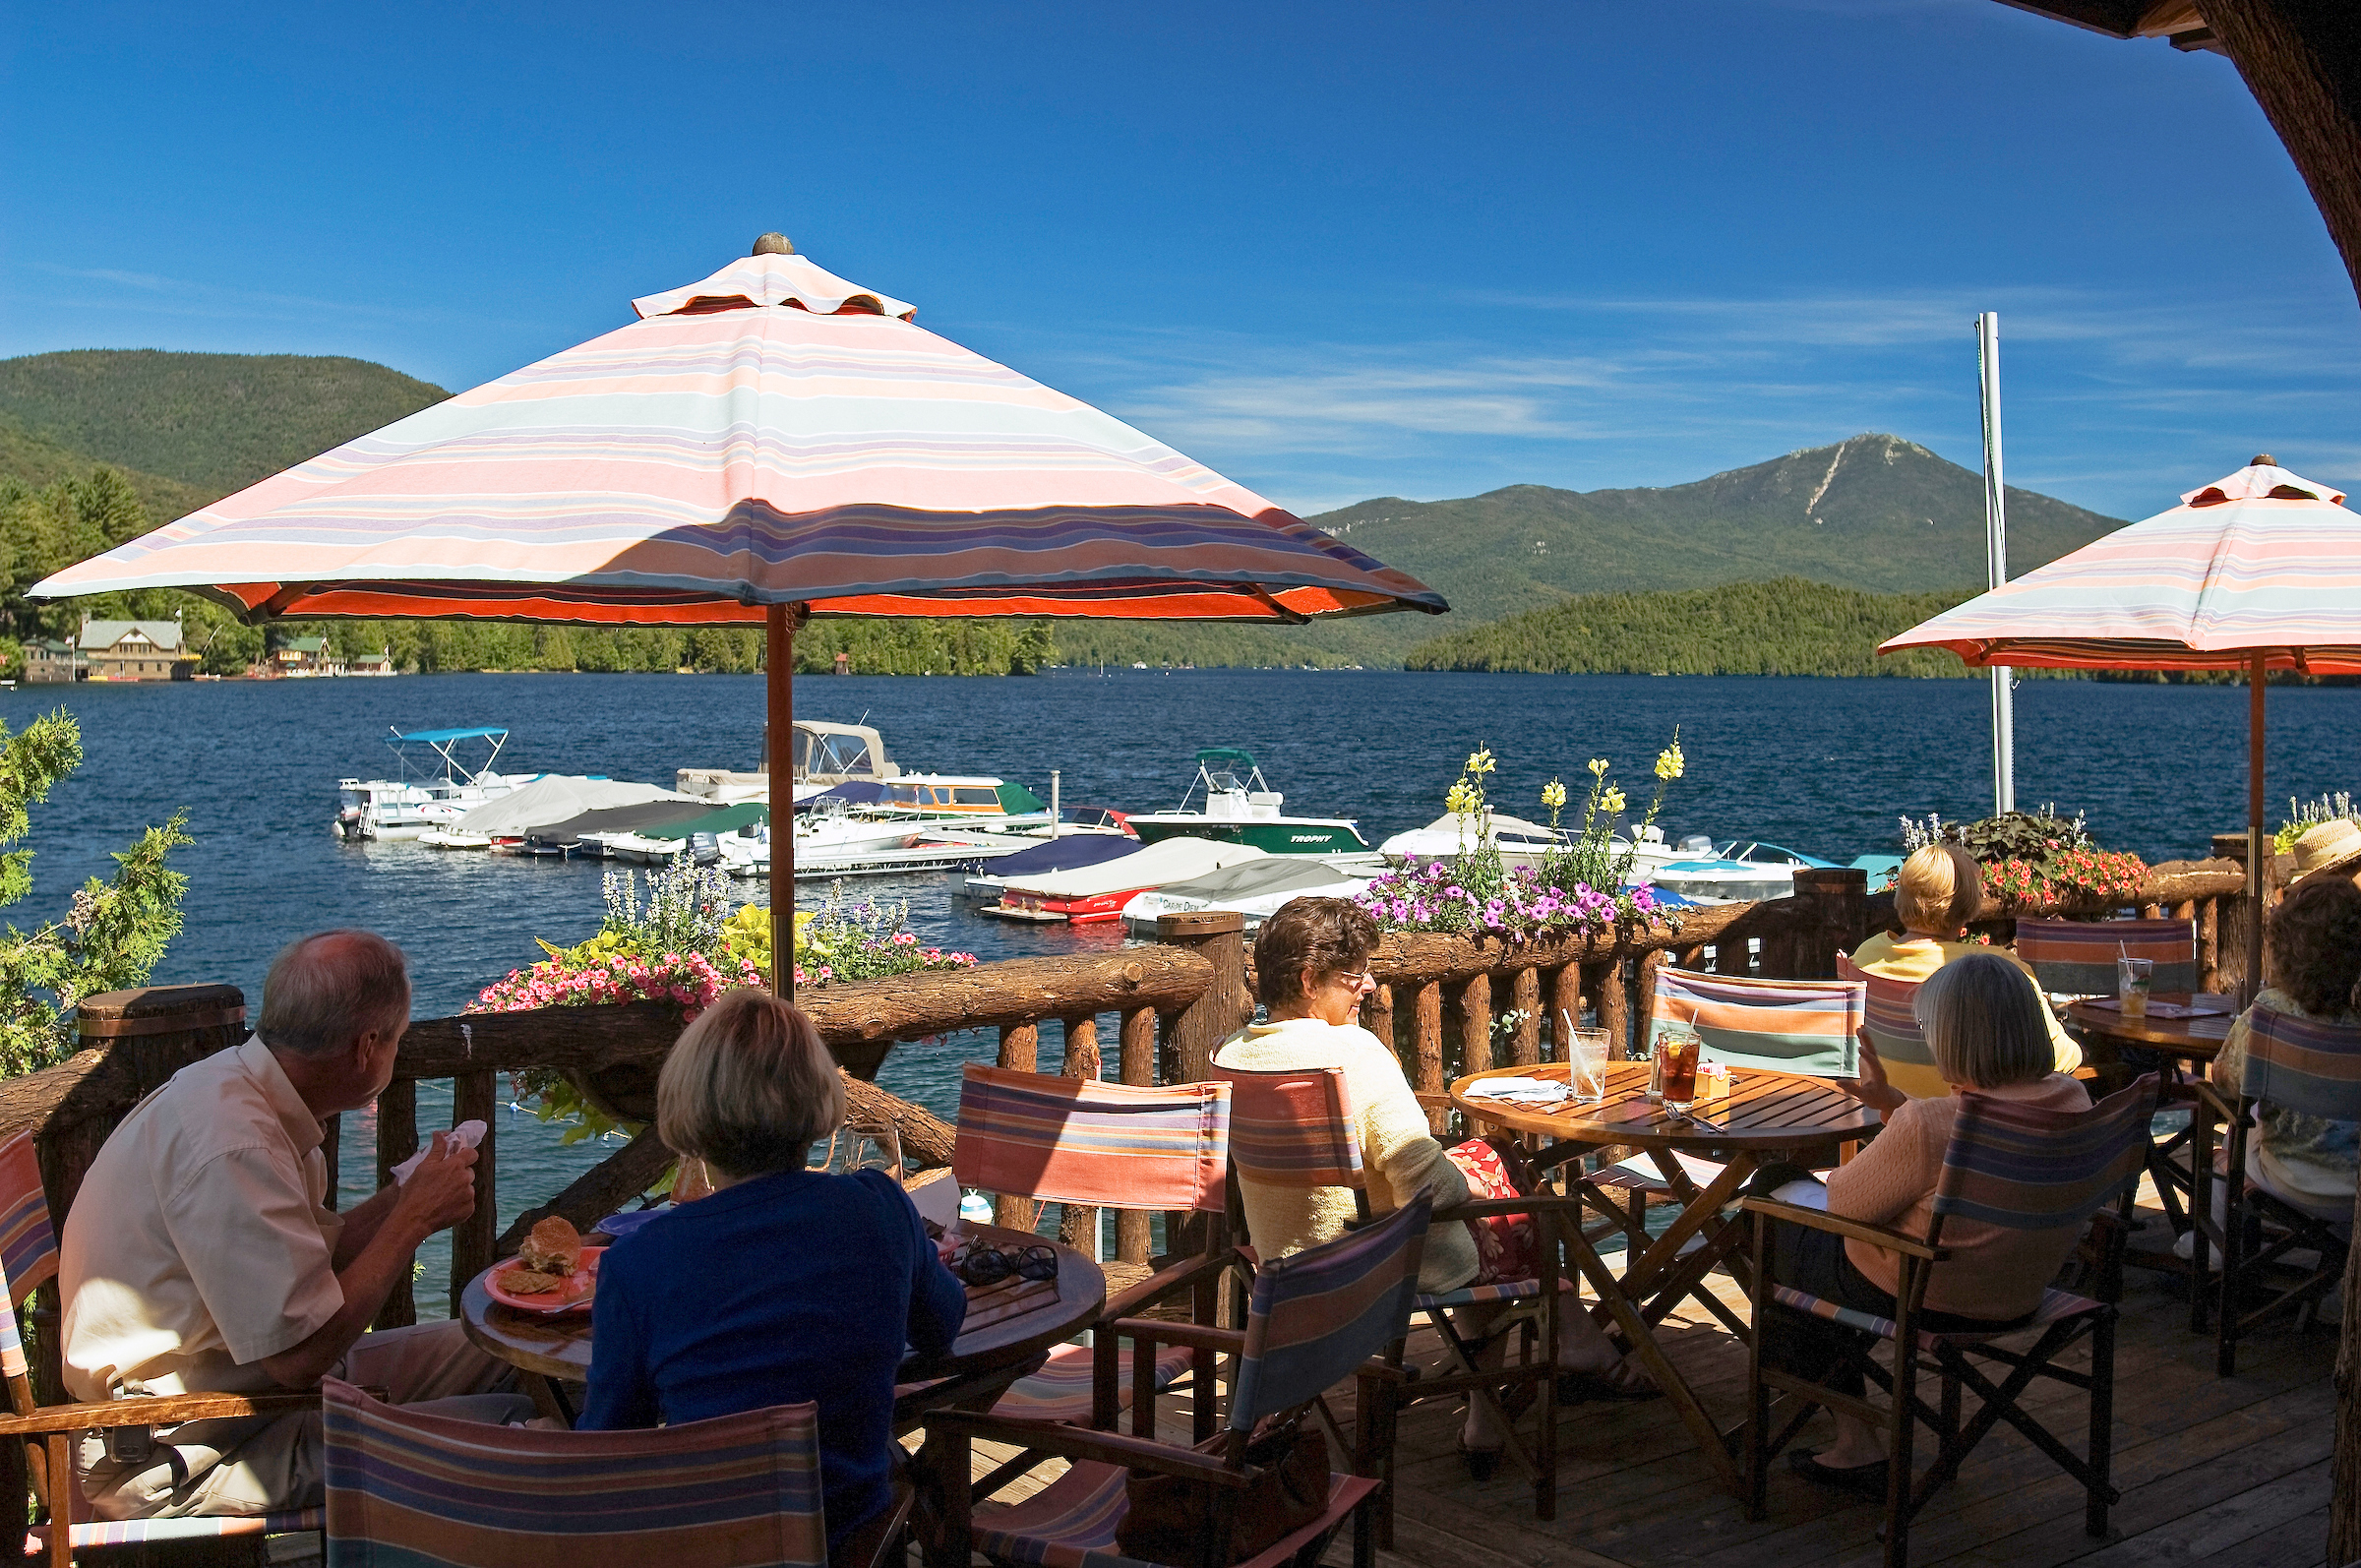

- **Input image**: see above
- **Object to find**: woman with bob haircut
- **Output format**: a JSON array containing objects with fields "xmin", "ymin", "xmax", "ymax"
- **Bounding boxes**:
[
  {"xmin": 1846, "ymin": 843, "xmax": 2081, "ymax": 1096},
  {"xmin": 580, "ymin": 989, "xmax": 965, "ymax": 1553},
  {"xmin": 1757, "ymin": 951, "xmax": 2091, "ymax": 1493},
  {"xmin": 1213, "ymin": 897, "xmax": 1653, "ymax": 1476}
]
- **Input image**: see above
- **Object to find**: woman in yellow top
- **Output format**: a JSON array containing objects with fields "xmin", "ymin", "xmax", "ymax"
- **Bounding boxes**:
[{"xmin": 1845, "ymin": 844, "xmax": 2081, "ymax": 1107}]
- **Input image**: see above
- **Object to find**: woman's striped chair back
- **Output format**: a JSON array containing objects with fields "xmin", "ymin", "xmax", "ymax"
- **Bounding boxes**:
[
  {"xmin": 1836, "ymin": 956, "xmax": 1946, "ymax": 1102},
  {"xmin": 0, "ymin": 1131, "xmax": 58, "ymax": 1308},
  {"xmin": 323, "ymin": 1379, "xmax": 828, "ymax": 1568},
  {"xmin": 1218, "ymin": 1065, "xmax": 1364, "ymax": 1193},
  {"xmin": 1932, "ymin": 1074, "xmax": 2158, "ymax": 1236},
  {"xmin": 2234, "ymin": 1002, "xmax": 2361, "ymax": 1122},
  {"xmin": 1652, "ymin": 967, "xmax": 1863, "ymax": 1079},
  {"xmin": 952, "ymin": 1064, "xmax": 1230, "ymax": 1213},
  {"xmin": 1228, "ymin": 1190, "xmax": 1429, "ymax": 1426},
  {"xmin": 2013, "ymin": 918, "xmax": 2198, "ymax": 997}
]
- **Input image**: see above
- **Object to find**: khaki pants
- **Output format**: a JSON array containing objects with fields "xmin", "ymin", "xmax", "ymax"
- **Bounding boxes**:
[{"xmin": 80, "ymin": 1319, "xmax": 533, "ymax": 1520}]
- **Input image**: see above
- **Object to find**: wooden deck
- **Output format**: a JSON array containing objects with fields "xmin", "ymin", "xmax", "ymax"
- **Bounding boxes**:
[{"xmin": 966, "ymin": 1192, "xmax": 2340, "ymax": 1568}]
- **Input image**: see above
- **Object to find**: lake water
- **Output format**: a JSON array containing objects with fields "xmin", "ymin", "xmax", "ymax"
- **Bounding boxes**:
[{"xmin": 8, "ymin": 669, "xmax": 2357, "ymax": 1294}]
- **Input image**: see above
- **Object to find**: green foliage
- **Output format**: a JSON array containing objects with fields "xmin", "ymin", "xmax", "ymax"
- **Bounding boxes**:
[
  {"xmin": 2278, "ymin": 793, "xmax": 2359, "ymax": 853},
  {"xmin": 1898, "ymin": 807, "xmax": 2146, "ymax": 911},
  {"xmin": 0, "ymin": 710, "xmax": 191, "ymax": 1073}
]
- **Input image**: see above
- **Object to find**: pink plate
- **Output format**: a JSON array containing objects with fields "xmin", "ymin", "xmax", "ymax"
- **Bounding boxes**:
[{"xmin": 485, "ymin": 1250, "xmax": 599, "ymax": 1314}]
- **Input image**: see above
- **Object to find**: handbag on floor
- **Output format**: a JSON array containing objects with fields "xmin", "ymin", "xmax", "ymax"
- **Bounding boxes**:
[{"xmin": 1117, "ymin": 1410, "xmax": 1331, "ymax": 1566}]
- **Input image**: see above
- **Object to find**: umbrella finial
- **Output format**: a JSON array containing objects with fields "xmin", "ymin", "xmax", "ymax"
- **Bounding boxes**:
[
  {"xmin": 2252, "ymin": 453, "xmax": 2276, "ymax": 467},
  {"xmin": 752, "ymin": 232, "xmax": 795, "ymax": 257}
]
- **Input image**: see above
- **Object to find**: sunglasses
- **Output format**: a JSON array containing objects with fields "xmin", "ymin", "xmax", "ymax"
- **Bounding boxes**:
[
  {"xmin": 954, "ymin": 1243, "xmax": 1059, "ymax": 1288},
  {"xmin": 1329, "ymin": 969, "xmax": 1376, "ymax": 992}
]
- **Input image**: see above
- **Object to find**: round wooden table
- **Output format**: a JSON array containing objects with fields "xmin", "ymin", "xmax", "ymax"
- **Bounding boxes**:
[
  {"xmin": 2064, "ymin": 993, "xmax": 2239, "ymax": 1062},
  {"xmin": 459, "ymin": 1220, "xmax": 1107, "ymax": 1428},
  {"xmin": 1448, "ymin": 1060, "xmax": 1880, "ymax": 1493}
]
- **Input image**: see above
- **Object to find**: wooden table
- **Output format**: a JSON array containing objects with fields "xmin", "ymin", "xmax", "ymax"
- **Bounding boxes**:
[
  {"xmin": 1450, "ymin": 1060, "xmax": 1880, "ymax": 1492},
  {"xmin": 459, "ymin": 1221, "xmax": 1107, "ymax": 1428},
  {"xmin": 2065, "ymin": 993, "xmax": 2239, "ymax": 1063}
]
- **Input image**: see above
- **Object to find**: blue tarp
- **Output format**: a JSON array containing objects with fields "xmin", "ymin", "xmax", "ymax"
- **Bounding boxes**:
[
  {"xmin": 793, "ymin": 781, "xmax": 888, "ymax": 814},
  {"xmin": 393, "ymin": 726, "xmax": 509, "ymax": 744},
  {"xmin": 984, "ymin": 834, "xmax": 1143, "ymax": 879}
]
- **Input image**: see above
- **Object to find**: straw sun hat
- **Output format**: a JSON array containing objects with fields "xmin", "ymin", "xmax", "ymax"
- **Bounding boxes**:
[{"xmin": 2289, "ymin": 818, "xmax": 2361, "ymax": 884}]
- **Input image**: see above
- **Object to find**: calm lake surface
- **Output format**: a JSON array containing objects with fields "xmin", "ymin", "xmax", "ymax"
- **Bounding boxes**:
[{"xmin": 8, "ymin": 670, "xmax": 2357, "ymax": 1294}]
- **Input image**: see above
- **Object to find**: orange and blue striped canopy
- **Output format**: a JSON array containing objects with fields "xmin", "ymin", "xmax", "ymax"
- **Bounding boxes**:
[
  {"xmin": 1879, "ymin": 459, "xmax": 2361, "ymax": 674},
  {"xmin": 30, "ymin": 249, "xmax": 1445, "ymax": 628}
]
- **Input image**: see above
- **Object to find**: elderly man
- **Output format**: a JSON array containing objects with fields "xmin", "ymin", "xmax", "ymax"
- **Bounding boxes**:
[{"xmin": 60, "ymin": 930, "xmax": 532, "ymax": 1520}]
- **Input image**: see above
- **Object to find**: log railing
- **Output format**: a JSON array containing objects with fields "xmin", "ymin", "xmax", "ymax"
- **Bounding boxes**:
[{"xmin": 0, "ymin": 856, "xmax": 2250, "ymax": 1338}]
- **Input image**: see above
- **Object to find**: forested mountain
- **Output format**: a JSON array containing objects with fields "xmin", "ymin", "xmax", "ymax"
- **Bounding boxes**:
[{"xmin": 0, "ymin": 351, "xmax": 2130, "ymax": 676}]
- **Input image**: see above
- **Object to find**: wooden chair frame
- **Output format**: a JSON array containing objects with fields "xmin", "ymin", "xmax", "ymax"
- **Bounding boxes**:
[{"xmin": 2187, "ymin": 1076, "xmax": 2353, "ymax": 1375}]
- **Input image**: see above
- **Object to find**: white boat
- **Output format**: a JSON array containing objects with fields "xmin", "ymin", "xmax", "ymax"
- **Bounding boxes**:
[
  {"xmin": 985, "ymin": 839, "xmax": 1269, "ymax": 925},
  {"xmin": 677, "ymin": 720, "xmax": 901, "ymax": 805},
  {"xmin": 418, "ymin": 830, "xmax": 493, "ymax": 851},
  {"xmin": 335, "ymin": 726, "xmax": 527, "ymax": 841},
  {"xmin": 1379, "ymin": 815, "xmax": 1680, "ymax": 882},
  {"xmin": 1642, "ymin": 840, "xmax": 1842, "ymax": 905},
  {"xmin": 1120, "ymin": 858, "xmax": 1372, "ymax": 936},
  {"xmin": 1125, "ymin": 749, "xmax": 1375, "ymax": 864},
  {"xmin": 963, "ymin": 834, "xmax": 1147, "ymax": 905}
]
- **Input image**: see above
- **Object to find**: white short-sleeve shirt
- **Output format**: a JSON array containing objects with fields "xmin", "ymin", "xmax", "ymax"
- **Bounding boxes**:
[{"xmin": 60, "ymin": 1037, "xmax": 345, "ymax": 1401}]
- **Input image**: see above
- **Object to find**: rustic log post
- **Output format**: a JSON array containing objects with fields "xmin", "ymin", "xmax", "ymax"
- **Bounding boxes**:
[
  {"xmin": 994, "ymin": 1020, "xmax": 1044, "ymax": 1230},
  {"xmin": 1510, "ymin": 967, "xmax": 1542, "ymax": 1067},
  {"xmin": 448, "ymin": 1070, "xmax": 499, "ymax": 1315},
  {"xmin": 374, "ymin": 1079, "xmax": 419, "ymax": 1329},
  {"xmin": 1790, "ymin": 868, "xmax": 1868, "ymax": 980},
  {"xmin": 1413, "ymin": 982, "xmax": 1445, "ymax": 1102},
  {"xmin": 1363, "ymin": 983, "xmax": 1395, "ymax": 1061},
  {"xmin": 1117, "ymin": 1008, "xmax": 1157, "ymax": 1266},
  {"xmin": 1550, "ymin": 964, "xmax": 1582, "ymax": 1060},
  {"xmin": 1634, "ymin": 950, "xmax": 1665, "ymax": 1059},
  {"xmin": 1057, "ymin": 1016, "xmax": 1101, "ymax": 1254},
  {"xmin": 1594, "ymin": 959, "xmax": 1631, "ymax": 1061},
  {"xmin": 1457, "ymin": 974, "xmax": 1493, "ymax": 1077},
  {"xmin": 1154, "ymin": 913, "xmax": 1249, "ymax": 1085},
  {"xmin": 2200, "ymin": 895, "xmax": 2222, "ymax": 994},
  {"xmin": 53, "ymin": 987, "xmax": 248, "ymax": 1227}
]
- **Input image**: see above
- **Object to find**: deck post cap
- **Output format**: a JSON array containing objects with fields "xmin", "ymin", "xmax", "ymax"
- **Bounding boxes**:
[{"xmin": 752, "ymin": 231, "xmax": 795, "ymax": 256}]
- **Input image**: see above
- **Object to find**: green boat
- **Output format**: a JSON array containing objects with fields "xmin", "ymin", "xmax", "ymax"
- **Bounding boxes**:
[{"xmin": 1124, "ymin": 750, "xmax": 1375, "ymax": 860}]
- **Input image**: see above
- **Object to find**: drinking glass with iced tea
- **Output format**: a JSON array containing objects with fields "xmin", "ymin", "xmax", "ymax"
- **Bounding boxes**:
[
  {"xmin": 1656, "ymin": 1026, "xmax": 1702, "ymax": 1115},
  {"xmin": 2118, "ymin": 957, "xmax": 2153, "ymax": 1020}
]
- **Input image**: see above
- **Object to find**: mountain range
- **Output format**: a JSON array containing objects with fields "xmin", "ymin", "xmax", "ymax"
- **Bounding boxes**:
[{"xmin": 0, "ymin": 350, "xmax": 2127, "ymax": 670}]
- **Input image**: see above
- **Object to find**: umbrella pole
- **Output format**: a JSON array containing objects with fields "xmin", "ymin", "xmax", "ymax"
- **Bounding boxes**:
[
  {"xmin": 2245, "ymin": 650, "xmax": 2269, "ymax": 1004},
  {"xmin": 767, "ymin": 605, "xmax": 803, "ymax": 1000}
]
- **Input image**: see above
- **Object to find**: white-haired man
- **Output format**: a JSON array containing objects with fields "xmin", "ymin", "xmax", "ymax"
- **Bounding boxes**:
[{"xmin": 60, "ymin": 929, "xmax": 531, "ymax": 1520}]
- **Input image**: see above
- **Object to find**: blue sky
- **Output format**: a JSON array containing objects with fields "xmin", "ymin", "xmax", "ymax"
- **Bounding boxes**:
[{"xmin": 5, "ymin": 0, "xmax": 2356, "ymax": 521}]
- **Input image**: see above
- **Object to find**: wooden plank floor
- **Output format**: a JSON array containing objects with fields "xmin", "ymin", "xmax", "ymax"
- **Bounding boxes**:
[{"xmin": 957, "ymin": 1196, "xmax": 2340, "ymax": 1568}]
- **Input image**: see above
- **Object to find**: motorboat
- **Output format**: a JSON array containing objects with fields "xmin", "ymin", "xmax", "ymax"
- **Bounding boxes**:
[
  {"xmin": 439, "ymin": 775, "xmax": 706, "ymax": 860},
  {"xmin": 1379, "ymin": 814, "xmax": 1680, "ymax": 883},
  {"xmin": 1125, "ymin": 750, "xmax": 1374, "ymax": 863},
  {"xmin": 582, "ymin": 803, "xmax": 770, "ymax": 865},
  {"xmin": 984, "ymin": 839, "xmax": 1269, "ymax": 925},
  {"xmin": 677, "ymin": 720, "xmax": 901, "ymax": 806},
  {"xmin": 334, "ymin": 726, "xmax": 527, "ymax": 841},
  {"xmin": 962, "ymin": 834, "xmax": 1146, "ymax": 905},
  {"xmin": 1643, "ymin": 840, "xmax": 1842, "ymax": 905},
  {"xmin": 1120, "ymin": 858, "xmax": 1373, "ymax": 936}
]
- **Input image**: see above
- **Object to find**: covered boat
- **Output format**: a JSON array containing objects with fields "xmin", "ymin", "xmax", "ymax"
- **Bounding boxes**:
[
  {"xmin": 986, "ymin": 839, "xmax": 1268, "ymax": 925},
  {"xmin": 1120, "ymin": 857, "xmax": 1372, "ymax": 935},
  {"xmin": 961, "ymin": 833, "xmax": 1145, "ymax": 904}
]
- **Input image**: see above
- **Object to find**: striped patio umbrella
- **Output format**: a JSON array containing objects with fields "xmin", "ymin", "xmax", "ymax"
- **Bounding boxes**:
[
  {"xmin": 1880, "ymin": 455, "xmax": 2361, "ymax": 995},
  {"xmin": 32, "ymin": 236, "xmax": 1446, "ymax": 991}
]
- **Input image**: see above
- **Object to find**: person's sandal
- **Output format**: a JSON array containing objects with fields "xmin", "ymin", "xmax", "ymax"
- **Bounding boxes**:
[{"xmin": 1786, "ymin": 1447, "xmax": 1890, "ymax": 1497}]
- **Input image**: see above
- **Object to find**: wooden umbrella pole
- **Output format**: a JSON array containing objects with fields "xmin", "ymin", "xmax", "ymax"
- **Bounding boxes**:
[
  {"xmin": 2248, "ymin": 648, "xmax": 2268, "ymax": 1005},
  {"xmin": 767, "ymin": 604, "xmax": 806, "ymax": 999}
]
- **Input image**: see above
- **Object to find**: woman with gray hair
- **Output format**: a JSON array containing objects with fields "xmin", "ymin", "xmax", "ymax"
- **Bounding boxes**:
[
  {"xmin": 1753, "ymin": 952, "xmax": 2093, "ymax": 1494},
  {"xmin": 579, "ymin": 989, "xmax": 965, "ymax": 1556}
]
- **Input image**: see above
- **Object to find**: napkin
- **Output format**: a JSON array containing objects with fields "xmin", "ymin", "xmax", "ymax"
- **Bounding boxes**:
[
  {"xmin": 392, "ymin": 1120, "xmax": 487, "ymax": 1183},
  {"xmin": 1465, "ymin": 1076, "xmax": 1573, "ymax": 1106}
]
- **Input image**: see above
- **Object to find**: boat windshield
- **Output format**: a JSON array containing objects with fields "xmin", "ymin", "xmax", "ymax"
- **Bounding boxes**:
[{"xmin": 805, "ymin": 732, "xmax": 876, "ymax": 776}]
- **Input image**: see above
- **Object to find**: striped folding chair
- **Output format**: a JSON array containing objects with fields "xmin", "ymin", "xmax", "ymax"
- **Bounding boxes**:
[
  {"xmin": 1217, "ymin": 1064, "xmax": 1567, "ymax": 1528},
  {"xmin": 1741, "ymin": 1075, "xmax": 2159, "ymax": 1568},
  {"xmin": 2188, "ymin": 1002, "xmax": 2361, "ymax": 1375},
  {"xmin": 949, "ymin": 1065, "xmax": 1232, "ymax": 1457},
  {"xmin": 0, "ymin": 1130, "xmax": 320, "ymax": 1568},
  {"xmin": 1652, "ymin": 966, "xmax": 1864, "ymax": 1079},
  {"xmin": 322, "ymin": 1379, "xmax": 893, "ymax": 1568},
  {"xmin": 1836, "ymin": 956, "xmax": 1946, "ymax": 1102},
  {"xmin": 925, "ymin": 1191, "xmax": 1429, "ymax": 1568},
  {"xmin": 2013, "ymin": 917, "xmax": 2199, "ymax": 999}
]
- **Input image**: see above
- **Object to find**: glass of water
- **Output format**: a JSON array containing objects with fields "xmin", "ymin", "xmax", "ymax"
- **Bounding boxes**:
[{"xmin": 1568, "ymin": 1028, "xmax": 1612, "ymax": 1103}]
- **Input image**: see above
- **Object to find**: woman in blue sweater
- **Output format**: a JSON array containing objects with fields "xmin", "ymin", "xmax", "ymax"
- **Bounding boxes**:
[{"xmin": 579, "ymin": 989, "xmax": 966, "ymax": 1552}]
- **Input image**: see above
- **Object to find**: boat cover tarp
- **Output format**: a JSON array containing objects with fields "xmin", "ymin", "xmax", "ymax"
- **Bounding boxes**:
[
  {"xmin": 794, "ymin": 782, "xmax": 887, "ymax": 814},
  {"xmin": 644, "ymin": 803, "xmax": 770, "ymax": 839},
  {"xmin": 453, "ymin": 775, "xmax": 698, "ymax": 836},
  {"xmin": 1150, "ymin": 858, "xmax": 1363, "ymax": 902},
  {"xmin": 394, "ymin": 726, "xmax": 508, "ymax": 745},
  {"xmin": 532, "ymin": 799, "xmax": 719, "ymax": 841},
  {"xmin": 983, "ymin": 834, "xmax": 1143, "ymax": 880},
  {"xmin": 999, "ymin": 839, "xmax": 1266, "ymax": 900},
  {"xmin": 997, "ymin": 782, "xmax": 1048, "ymax": 814}
]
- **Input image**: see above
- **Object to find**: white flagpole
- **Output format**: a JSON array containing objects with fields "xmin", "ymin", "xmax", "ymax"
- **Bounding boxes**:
[{"xmin": 1976, "ymin": 312, "xmax": 2015, "ymax": 815}]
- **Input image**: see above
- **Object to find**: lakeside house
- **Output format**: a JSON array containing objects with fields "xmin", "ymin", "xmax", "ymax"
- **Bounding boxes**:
[
  {"xmin": 19, "ymin": 637, "xmax": 77, "ymax": 685},
  {"xmin": 66, "ymin": 619, "xmax": 199, "ymax": 683}
]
